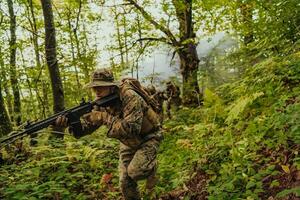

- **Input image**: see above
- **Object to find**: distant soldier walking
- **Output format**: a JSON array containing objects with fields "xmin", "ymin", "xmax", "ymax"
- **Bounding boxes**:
[
  {"xmin": 146, "ymin": 85, "xmax": 168, "ymax": 122},
  {"xmin": 165, "ymin": 81, "xmax": 181, "ymax": 119},
  {"xmin": 55, "ymin": 68, "xmax": 163, "ymax": 200}
]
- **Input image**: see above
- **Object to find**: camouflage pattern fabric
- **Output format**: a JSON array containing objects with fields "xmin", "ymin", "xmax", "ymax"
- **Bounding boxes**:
[
  {"xmin": 151, "ymin": 90, "xmax": 168, "ymax": 123},
  {"xmin": 119, "ymin": 138, "xmax": 160, "ymax": 199},
  {"xmin": 145, "ymin": 84, "xmax": 168, "ymax": 122},
  {"xmin": 68, "ymin": 88, "xmax": 162, "ymax": 200},
  {"xmin": 85, "ymin": 68, "xmax": 119, "ymax": 88}
]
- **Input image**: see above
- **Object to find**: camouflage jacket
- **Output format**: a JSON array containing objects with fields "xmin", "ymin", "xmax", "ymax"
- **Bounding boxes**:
[{"xmin": 69, "ymin": 88, "xmax": 161, "ymax": 148}]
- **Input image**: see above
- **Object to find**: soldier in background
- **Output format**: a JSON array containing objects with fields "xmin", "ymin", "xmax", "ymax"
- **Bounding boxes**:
[
  {"xmin": 146, "ymin": 85, "xmax": 168, "ymax": 123},
  {"xmin": 165, "ymin": 81, "xmax": 182, "ymax": 119}
]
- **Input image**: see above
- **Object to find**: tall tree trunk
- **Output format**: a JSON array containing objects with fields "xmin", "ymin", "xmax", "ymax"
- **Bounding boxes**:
[
  {"xmin": 0, "ymin": 64, "xmax": 13, "ymax": 120},
  {"xmin": 67, "ymin": 14, "xmax": 81, "ymax": 90},
  {"xmin": 82, "ymin": 22, "xmax": 89, "ymax": 77},
  {"xmin": 112, "ymin": 6, "xmax": 125, "ymax": 69},
  {"xmin": 26, "ymin": 0, "xmax": 47, "ymax": 118},
  {"xmin": 0, "ymin": 16, "xmax": 13, "ymax": 121},
  {"xmin": 71, "ymin": 1, "xmax": 82, "ymax": 90},
  {"xmin": 7, "ymin": 0, "xmax": 21, "ymax": 125},
  {"xmin": 81, "ymin": 21, "xmax": 92, "ymax": 98},
  {"xmin": 27, "ymin": 0, "xmax": 42, "ymax": 69},
  {"xmin": 40, "ymin": 0, "xmax": 64, "ymax": 113},
  {"xmin": 135, "ymin": 14, "xmax": 143, "ymax": 80},
  {"xmin": 0, "ymin": 83, "xmax": 12, "ymax": 136},
  {"xmin": 173, "ymin": 0, "xmax": 200, "ymax": 106},
  {"xmin": 41, "ymin": 0, "xmax": 64, "ymax": 139},
  {"xmin": 121, "ymin": 10, "xmax": 130, "ymax": 75},
  {"xmin": 178, "ymin": 44, "xmax": 200, "ymax": 105},
  {"xmin": 0, "ymin": 47, "xmax": 12, "ymax": 136}
]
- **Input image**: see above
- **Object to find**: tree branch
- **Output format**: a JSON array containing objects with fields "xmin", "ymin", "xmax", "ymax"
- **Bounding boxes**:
[
  {"xmin": 74, "ymin": 0, "xmax": 82, "ymax": 32},
  {"xmin": 126, "ymin": 0, "xmax": 178, "ymax": 46},
  {"xmin": 136, "ymin": 37, "xmax": 173, "ymax": 45}
]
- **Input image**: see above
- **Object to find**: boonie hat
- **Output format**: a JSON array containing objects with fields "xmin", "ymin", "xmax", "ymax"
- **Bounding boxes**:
[{"xmin": 85, "ymin": 68, "xmax": 119, "ymax": 88}]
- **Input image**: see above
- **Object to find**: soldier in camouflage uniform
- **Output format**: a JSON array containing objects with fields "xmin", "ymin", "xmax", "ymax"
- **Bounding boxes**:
[
  {"xmin": 146, "ymin": 85, "xmax": 168, "ymax": 122},
  {"xmin": 165, "ymin": 81, "xmax": 181, "ymax": 119},
  {"xmin": 56, "ymin": 68, "xmax": 163, "ymax": 200}
]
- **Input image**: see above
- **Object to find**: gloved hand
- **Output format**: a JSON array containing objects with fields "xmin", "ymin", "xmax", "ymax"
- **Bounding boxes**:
[
  {"xmin": 83, "ymin": 110, "xmax": 113, "ymax": 126},
  {"xmin": 55, "ymin": 115, "xmax": 69, "ymax": 128}
]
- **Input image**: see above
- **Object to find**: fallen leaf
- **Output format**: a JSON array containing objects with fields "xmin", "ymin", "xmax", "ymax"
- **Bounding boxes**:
[
  {"xmin": 101, "ymin": 173, "xmax": 113, "ymax": 184},
  {"xmin": 281, "ymin": 165, "xmax": 290, "ymax": 174}
]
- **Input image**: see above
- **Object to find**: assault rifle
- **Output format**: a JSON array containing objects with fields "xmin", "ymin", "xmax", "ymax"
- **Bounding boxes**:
[{"xmin": 0, "ymin": 93, "xmax": 119, "ymax": 149}]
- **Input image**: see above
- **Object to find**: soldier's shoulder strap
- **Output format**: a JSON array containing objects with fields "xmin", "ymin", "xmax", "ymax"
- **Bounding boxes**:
[{"xmin": 120, "ymin": 78, "xmax": 161, "ymax": 113}]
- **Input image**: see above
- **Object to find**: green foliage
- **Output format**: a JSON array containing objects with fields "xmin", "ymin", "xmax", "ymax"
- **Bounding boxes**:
[
  {"xmin": 225, "ymin": 92, "xmax": 264, "ymax": 124},
  {"xmin": 201, "ymin": 52, "xmax": 300, "ymax": 199},
  {"xmin": 0, "ymin": 127, "xmax": 120, "ymax": 199},
  {"xmin": 148, "ymin": 51, "xmax": 300, "ymax": 199},
  {"xmin": 276, "ymin": 187, "xmax": 300, "ymax": 198}
]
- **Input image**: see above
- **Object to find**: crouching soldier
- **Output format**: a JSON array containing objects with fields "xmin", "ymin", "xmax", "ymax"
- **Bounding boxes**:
[{"xmin": 55, "ymin": 68, "xmax": 163, "ymax": 200}]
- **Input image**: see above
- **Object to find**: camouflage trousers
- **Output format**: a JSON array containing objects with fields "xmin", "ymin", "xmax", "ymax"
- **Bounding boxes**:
[{"xmin": 119, "ymin": 138, "xmax": 160, "ymax": 200}]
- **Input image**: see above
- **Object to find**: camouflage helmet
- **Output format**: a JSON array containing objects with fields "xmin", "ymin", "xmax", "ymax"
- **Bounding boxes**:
[{"xmin": 85, "ymin": 68, "xmax": 119, "ymax": 88}]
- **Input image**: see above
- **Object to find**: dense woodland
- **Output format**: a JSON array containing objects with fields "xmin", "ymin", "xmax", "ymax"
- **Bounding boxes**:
[{"xmin": 0, "ymin": 0, "xmax": 299, "ymax": 199}]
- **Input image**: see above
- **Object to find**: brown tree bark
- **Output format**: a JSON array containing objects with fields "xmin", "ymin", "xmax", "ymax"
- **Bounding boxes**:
[
  {"xmin": 173, "ymin": 0, "xmax": 200, "ymax": 105},
  {"xmin": 40, "ymin": 0, "xmax": 65, "ymax": 113},
  {"xmin": 41, "ymin": 0, "xmax": 65, "ymax": 139},
  {"xmin": 7, "ymin": 0, "xmax": 21, "ymax": 125}
]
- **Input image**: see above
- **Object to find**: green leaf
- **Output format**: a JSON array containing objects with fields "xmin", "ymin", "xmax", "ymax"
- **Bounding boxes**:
[
  {"xmin": 276, "ymin": 187, "xmax": 300, "ymax": 198},
  {"xmin": 270, "ymin": 180, "xmax": 280, "ymax": 188},
  {"xmin": 246, "ymin": 181, "xmax": 256, "ymax": 189}
]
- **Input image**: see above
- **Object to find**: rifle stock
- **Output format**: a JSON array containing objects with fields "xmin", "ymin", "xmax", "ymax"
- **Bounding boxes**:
[{"xmin": 0, "ymin": 93, "xmax": 119, "ymax": 148}]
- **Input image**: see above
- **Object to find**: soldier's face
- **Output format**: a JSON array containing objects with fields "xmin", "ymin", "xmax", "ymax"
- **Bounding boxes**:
[{"xmin": 92, "ymin": 86, "xmax": 113, "ymax": 100}]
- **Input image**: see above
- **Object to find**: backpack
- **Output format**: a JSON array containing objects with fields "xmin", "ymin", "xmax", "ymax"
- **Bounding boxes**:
[
  {"xmin": 120, "ymin": 78, "xmax": 161, "ymax": 113},
  {"xmin": 120, "ymin": 78, "xmax": 162, "ymax": 133}
]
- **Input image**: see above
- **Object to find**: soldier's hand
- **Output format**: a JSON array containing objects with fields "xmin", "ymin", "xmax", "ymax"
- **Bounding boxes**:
[
  {"xmin": 83, "ymin": 111, "xmax": 112, "ymax": 126},
  {"xmin": 55, "ymin": 115, "xmax": 69, "ymax": 128}
]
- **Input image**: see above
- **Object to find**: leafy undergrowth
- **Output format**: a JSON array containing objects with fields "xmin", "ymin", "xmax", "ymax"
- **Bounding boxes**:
[
  {"xmin": 1, "ymin": 52, "xmax": 300, "ymax": 200},
  {"xmin": 158, "ymin": 52, "xmax": 300, "ymax": 199},
  {"xmin": 0, "ymin": 127, "xmax": 121, "ymax": 200}
]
